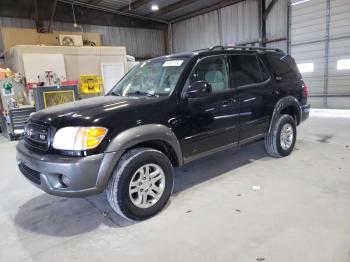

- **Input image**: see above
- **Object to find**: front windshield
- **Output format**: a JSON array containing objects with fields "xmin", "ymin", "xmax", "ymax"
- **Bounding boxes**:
[{"xmin": 109, "ymin": 58, "xmax": 189, "ymax": 97}]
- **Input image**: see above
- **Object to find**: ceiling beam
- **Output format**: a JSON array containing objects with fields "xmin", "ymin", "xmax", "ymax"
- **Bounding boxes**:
[
  {"xmin": 47, "ymin": 0, "xmax": 58, "ymax": 33},
  {"xmin": 170, "ymin": 0, "xmax": 245, "ymax": 23},
  {"xmin": 148, "ymin": 0, "xmax": 198, "ymax": 18},
  {"xmin": 86, "ymin": 0, "xmax": 103, "ymax": 5},
  {"xmin": 119, "ymin": 0, "xmax": 150, "ymax": 12},
  {"xmin": 34, "ymin": 0, "xmax": 44, "ymax": 33},
  {"xmin": 263, "ymin": 0, "xmax": 278, "ymax": 20}
]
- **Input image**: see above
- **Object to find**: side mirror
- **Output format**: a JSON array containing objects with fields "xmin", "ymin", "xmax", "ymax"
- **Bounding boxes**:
[{"xmin": 186, "ymin": 81, "xmax": 212, "ymax": 98}]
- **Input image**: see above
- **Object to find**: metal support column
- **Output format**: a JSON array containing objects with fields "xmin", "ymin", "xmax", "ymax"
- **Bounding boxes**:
[
  {"xmin": 287, "ymin": 0, "xmax": 292, "ymax": 54},
  {"xmin": 324, "ymin": 0, "xmax": 331, "ymax": 108}
]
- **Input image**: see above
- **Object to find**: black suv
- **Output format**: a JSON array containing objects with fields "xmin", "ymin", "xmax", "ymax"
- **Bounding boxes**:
[{"xmin": 16, "ymin": 46, "xmax": 310, "ymax": 220}]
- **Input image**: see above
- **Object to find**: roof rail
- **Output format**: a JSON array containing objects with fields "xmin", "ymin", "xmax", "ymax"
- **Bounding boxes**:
[
  {"xmin": 197, "ymin": 45, "xmax": 283, "ymax": 53},
  {"xmin": 226, "ymin": 45, "xmax": 283, "ymax": 52}
]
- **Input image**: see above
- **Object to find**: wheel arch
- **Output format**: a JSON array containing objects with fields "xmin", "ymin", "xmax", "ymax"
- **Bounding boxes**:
[
  {"xmin": 269, "ymin": 96, "xmax": 302, "ymax": 133},
  {"xmin": 105, "ymin": 124, "xmax": 183, "ymax": 167}
]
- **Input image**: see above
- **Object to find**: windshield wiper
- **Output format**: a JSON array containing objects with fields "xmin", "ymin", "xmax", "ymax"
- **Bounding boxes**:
[
  {"xmin": 131, "ymin": 90, "xmax": 159, "ymax": 97},
  {"xmin": 110, "ymin": 91, "xmax": 121, "ymax": 96}
]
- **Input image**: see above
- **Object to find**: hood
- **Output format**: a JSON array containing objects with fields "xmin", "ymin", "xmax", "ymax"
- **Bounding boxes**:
[{"xmin": 30, "ymin": 95, "xmax": 163, "ymax": 127}]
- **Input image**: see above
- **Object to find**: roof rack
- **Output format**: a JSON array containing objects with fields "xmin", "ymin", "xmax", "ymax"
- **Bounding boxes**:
[{"xmin": 194, "ymin": 45, "xmax": 283, "ymax": 53}]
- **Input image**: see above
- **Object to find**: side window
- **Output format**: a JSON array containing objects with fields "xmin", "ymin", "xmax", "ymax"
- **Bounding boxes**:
[
  {"xmin": 262, "ymin": 53, "xmax": 302, "ymax": 80},
  {"xmin": 258, "ymin": 57, "xmax": 270, "ymax": 81},
  {"xmin": 229, "ymin": 55, "xmax": 267, "ymax": 88},
  {"xmin": 188, "ymin": 56, "xmax": 229, "ymax": 93}
]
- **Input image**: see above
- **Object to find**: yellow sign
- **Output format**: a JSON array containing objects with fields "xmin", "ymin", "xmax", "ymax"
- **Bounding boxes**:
[{"xmin": 80, "ymin": 75, "xmax": 102, "ymax": 94}]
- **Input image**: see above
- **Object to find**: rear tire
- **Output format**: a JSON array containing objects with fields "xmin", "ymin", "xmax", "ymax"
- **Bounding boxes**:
[
  {"xmin": 265, "ymin": 114, "xmax": 296, "ymax": 157},
  {"xmin": 106, "ymin": 148, "xmax": 174, "ymax": 221}
]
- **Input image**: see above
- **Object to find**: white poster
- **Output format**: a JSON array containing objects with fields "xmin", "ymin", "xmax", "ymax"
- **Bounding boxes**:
[
  {"xmin": 22, "ymin": 53, "xmax": 66, "ymax": 83},
  {"xmin": 101, "ymin": 63, "xmax": 125, "ymax": 94}
]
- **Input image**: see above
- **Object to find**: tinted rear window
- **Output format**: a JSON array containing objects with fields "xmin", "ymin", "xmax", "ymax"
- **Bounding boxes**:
[
  {"xmin": 228, "ymin": 55, "xmax": 268, "ymax": 87},
  {"xmin": 261, "ymin": 53, "xmax": 302, "ymax": 80}
]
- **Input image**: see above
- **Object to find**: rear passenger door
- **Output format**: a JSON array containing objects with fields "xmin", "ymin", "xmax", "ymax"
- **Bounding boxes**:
[{"xmin": 228, "ymin": 54, "xmax": 275, "ymax": 143}]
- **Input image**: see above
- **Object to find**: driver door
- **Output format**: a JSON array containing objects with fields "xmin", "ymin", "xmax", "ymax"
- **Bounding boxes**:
[{"xmin": 176, "ymin": 55, "xmax": 240, "ymax": 162}]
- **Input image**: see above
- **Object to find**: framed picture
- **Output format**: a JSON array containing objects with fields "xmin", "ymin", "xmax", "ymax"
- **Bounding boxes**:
[
  {"xmin": 43, "ymin": 90, "xmax": 76, "ymax": 108},
  {"xmin": 33, "ymin": 85, "xmax": 79, "ymax": 111}
]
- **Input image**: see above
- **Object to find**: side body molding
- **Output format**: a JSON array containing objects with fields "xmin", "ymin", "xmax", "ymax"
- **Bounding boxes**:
[
  {"xmin": 269, "ymin": 96, "xmax": 302, "ymax": 133},
  {"xmin": 105, "ymin": 124, "xmax": 183, "ymax": 166}
]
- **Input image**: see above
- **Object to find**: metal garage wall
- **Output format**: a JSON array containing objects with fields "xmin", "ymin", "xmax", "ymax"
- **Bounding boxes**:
[
  {"xmin": 220, "ymin": 0, "xmax": 260, "ymax": 45},
  {"xmin": 290, "ymin": 0, "xmax": 327, "ymax": 108},
  {"xmin": 291, "ymin": 0, "xmax": 350, "ymax": 109},
  {"xmin": 171, "ymin": 11, "xmax": 220, "ymax": 53},
  {"xmin": 171, "ymin": 0, "xmax": 260, "ymax": 53},
  {"xmin": 328, "ymin": 0, "xmax": 350, "ymax": 108},
  {"xmin": 266, "ymin": 0, "xmax": 288, "ymax": 51},
  {"xmin": 0, "ymin": 16, "xmax": 165, "ymax": 60}
]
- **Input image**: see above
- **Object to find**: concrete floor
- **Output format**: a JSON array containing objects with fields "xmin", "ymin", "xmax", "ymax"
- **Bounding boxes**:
[{"xmin": 0, "ymin": 115, "xmax": 350, "ymax": 262}]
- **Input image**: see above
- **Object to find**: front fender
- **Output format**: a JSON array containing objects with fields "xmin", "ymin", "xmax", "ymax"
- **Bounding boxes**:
[{"xmin": 105, "ymin": 124, "xmax": 183, "ymax": 165}]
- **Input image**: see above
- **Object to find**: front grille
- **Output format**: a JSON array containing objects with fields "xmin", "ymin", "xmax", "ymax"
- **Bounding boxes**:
[
  {"xmin": 24, "ymin": 121, "xmax": 50, "ymax": 153},
  {"xmin": 18, "ymin": 162, "xmax": 41, "ymax": 184}
]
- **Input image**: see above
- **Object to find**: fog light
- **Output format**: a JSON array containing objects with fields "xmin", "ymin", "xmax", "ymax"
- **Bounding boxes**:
[{"xmin": 59, "ymin": 175, "xmax": 70, "ymax": 187}]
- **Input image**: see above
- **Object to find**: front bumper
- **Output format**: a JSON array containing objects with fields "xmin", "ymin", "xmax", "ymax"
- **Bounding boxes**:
[
  {"xmin": 301, "ymin": 103, "xmax": 310, "ymax": 122},
  {"xmin": 16, "ymin": 140, "xmax": 123, "ymax": 197}
]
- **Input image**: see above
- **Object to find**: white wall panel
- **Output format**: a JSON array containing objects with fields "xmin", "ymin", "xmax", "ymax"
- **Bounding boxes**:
[
  {"xmin": 291, "ymin": 0, "xmax": 350, "ymax": 108},
  {"xmin": 266, "ymin": 0, "xmax": 288, "ymax": 40},
  {"xmin": 172, "ymin": 11, "xmax": 220, "ymax": 53},
  {"xmin": 328, "ymin": 38, "xmax": 350, "ymax": 97},
  {"xmin": 291, "ymin": 0, "xmax": 327, "ymax": 44},
  {"xmin": 171, "ymin": 0, "xmax": 260, "ymax": 53},
  {"xmin": 171, "ymin": 0, "xmax": 288, "ymax": 53},
  {"xmin": 292, "ymin": 42, "xmax": 326, "ymax": 95},
  {"xmin": 328, "ymin": 0, "xmax": 350, "ymax": 108},
  {"xmin": 330, "ymin": 0, "xmax": 350, "ymax": 38},
  {"xmin": 220, "ymin": 0, "xmax": 259, "ymax": 45}
]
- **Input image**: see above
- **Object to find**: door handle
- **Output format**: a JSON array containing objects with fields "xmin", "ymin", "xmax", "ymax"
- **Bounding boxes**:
[
  {"xmin": 223, "ymin": 98, "xmax": 236, "ymax": 106},
  {"xmin": 273, "ymin": 89, "xmax": 280, "ymax": 95}
]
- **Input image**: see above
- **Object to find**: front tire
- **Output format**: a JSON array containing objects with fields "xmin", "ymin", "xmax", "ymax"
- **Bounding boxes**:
[
  {"xmin": 106, "ymin": 148, "xmax": 174, "ymax": 221},
  {"xmin": 265, "ymin": 114, "xmax": 297, "ymax": 157}
]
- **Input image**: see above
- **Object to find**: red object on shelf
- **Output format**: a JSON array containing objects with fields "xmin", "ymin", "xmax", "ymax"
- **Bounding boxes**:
[
  {"xmin": 27, "ymin": 83, "xmax": 38, "ymax": 90},
  {"xmin": 61, "ymin": 80, "xmax": 79, "ymax": 86}
]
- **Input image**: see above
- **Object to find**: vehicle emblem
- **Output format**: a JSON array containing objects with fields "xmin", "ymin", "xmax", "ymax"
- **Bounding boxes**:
[{"xmin": 27, "ymin": 128, "xmax": 33, "ymax": 137}]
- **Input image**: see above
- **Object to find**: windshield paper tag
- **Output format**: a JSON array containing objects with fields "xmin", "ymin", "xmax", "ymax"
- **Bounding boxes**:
[{"xmin": 163, "ymin": 60, "xmax": 183, "ymax": 67}]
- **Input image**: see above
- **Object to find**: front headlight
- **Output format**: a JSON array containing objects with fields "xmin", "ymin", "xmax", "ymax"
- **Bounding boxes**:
[{"xmin": 53, "ymin": 126, "xmax": 108, "ymax": 151}]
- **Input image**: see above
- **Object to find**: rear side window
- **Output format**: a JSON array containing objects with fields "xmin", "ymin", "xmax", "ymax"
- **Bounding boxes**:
[
  {"xmin": 262, "ymin": 53, "xmax": 302, "ymax": 80},
  {"xmin": 228, "ymin": 55, "xmax": 268, "ymax": 88}
]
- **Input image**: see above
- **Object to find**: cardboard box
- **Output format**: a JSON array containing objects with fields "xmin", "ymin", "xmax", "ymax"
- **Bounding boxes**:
[{"xmin": 0, "ymin": 27, "xmax": 102, "ymax": 52}]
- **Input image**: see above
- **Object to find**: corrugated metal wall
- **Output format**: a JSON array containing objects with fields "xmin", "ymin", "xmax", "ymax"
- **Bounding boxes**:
[
  {"xmin": 171, "ymin": 0, "xmax": 260, "ymax": 53},
  {"xmin": 220, "ymin": 1, "xmax": 260, "ymax": 45},
  {"xmin": 266, "ymin": 0, "xmax": 288, "ymax": 51},
  {"xmin": 0, "ymin": 16, "xmax": 165, "ymax": 60},
  {"xmin": 328, "ymin": 0, "xmax": 350, "ymax": 108},
  {"xmin": 171, "ymin": 0, "xmax": 288, "ymax": 53},
  {"xmin": 291, "ymin": 0, "xmax": 350, "ymax": 109},
  {"xmin": 171, "ymin": 11, "xmax": 220, "ymax": 52}
]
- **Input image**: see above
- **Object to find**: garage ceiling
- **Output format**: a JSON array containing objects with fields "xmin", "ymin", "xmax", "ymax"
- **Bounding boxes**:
[
  {"xmin": 58, "ymin": 0, "xmax": 232, "ymax": 22},
  {"xmin": 0, "ymin": 0, "xmax": 246, "ymax": 31}
]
